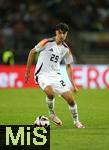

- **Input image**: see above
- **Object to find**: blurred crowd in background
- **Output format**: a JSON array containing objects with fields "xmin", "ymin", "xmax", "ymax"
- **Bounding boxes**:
[{"xmin": 0, "ymin": 0, "xmax": 109, "ymax": 64}]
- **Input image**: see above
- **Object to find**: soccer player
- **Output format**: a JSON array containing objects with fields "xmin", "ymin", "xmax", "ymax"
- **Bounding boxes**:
[{"xmin": 25, "ymin": 22, "xmax": 85, "ymax": 128}]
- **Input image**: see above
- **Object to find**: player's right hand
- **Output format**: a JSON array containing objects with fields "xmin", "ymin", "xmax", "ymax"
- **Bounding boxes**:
[{"xmin": 25, "ymin": 72, "xmax": 30, "ymax": 83}]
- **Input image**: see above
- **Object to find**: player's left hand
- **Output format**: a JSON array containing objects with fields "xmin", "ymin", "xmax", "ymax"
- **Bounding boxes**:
[
  {"xmin": 73, "ymin": 86, "xmax": 78, "ymax": 93},
  {"xmin": 71, "ymin": 86, "xmax": 78, "ymax": 93}
]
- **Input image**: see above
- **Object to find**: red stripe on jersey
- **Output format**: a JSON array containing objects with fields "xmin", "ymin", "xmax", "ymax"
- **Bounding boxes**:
[
  {"xmin": 39, "ymin": 39, "xmax": 48, "ymax": 47},
  {"xmin": 68, "ymin": 48, "xmax": 72, "ymax": 54}
]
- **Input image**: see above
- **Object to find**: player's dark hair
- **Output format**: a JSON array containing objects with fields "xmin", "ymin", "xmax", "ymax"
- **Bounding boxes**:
[{"xmin": 55, "ymin": 22, "xmax": 69, "ymax": 32}]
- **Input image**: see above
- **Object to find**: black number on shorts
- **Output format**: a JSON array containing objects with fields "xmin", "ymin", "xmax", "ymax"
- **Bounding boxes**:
[
  {"xmin": 60, "ymin": 80, "xmax": 66, "ymax": 86},
  {"xmin": 50, "ymin": 54, "xmax": 59, "ymax": 63}
]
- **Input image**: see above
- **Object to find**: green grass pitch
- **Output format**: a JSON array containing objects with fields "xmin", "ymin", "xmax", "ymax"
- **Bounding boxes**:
[{"xmin": 0, "ymin": 88, "xmax": 109, "ymax": 150}]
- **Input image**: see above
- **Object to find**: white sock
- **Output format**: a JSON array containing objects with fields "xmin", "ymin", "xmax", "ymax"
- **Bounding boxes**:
[
  {"xmin": 46, "ymin": 96, "xmax": 55, "ymax": 115},
  {"xmin": 69, "ymin": 104, "xmax": 79, "ymax": 124}
]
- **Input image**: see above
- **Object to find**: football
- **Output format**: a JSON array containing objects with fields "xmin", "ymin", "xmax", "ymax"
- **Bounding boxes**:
[{"xmin": 34, "ymin": 115, "xmax": 50, "ymax": 127}]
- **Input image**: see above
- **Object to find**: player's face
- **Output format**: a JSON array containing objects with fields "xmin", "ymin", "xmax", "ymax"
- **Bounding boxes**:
[{"xmin": 56, "ymin": 29, "xmax": 68, "ymax": 43}]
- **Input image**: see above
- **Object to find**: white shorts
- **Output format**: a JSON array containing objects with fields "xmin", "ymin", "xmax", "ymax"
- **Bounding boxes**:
[{"xmin": 35, "ymin": 74, "xmax": 70, "ymax": 95}]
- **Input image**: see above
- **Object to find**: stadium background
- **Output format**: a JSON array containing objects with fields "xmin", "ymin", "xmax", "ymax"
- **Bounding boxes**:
[
  {"xmin": 0, "ymin": 0, "xmax": 109, "ymax": 150},
  {"xmin": 0, "ymin": 0, "xmax": 109, "ymax": 64}
]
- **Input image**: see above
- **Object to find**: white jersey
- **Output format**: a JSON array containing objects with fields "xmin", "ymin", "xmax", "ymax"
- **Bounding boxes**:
[{"xmin": 34, "ymin": 37, "xmax": 73, "ymax": 76}]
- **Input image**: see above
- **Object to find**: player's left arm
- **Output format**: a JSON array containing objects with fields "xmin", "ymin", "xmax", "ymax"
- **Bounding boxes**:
[
  {"xmin": 64, "ymin": 49, "xmax": 78, "ymax": 93},
  {"xmin": 66, "ymin": 64, "xmax": 78, "ymax": 93}
]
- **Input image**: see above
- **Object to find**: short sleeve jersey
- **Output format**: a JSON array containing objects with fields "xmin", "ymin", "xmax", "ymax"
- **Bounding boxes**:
[{"xmin": 34, "ymin": 38, "xmax": 73, "ymax": 75}]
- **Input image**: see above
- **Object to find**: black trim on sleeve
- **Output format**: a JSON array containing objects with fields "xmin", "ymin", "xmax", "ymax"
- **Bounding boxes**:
[{"xmin": 35, "ymin": 63, "xmax": 43, "ymax": 82}]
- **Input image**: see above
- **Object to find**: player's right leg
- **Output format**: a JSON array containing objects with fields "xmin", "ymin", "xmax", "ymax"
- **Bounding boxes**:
[
  {"xmin": 44, "ymin": 86, "xmax": 62, "ymax": 126},
  {"xmin": 36, "ymin": 75, "xmax": 62, "ymax": 126}
]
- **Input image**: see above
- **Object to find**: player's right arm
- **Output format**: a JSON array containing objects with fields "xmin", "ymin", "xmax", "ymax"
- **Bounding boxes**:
[
  {"xmin": 25, "ymin": 38, "xmax": 48, "ymax": 82},
  {"xmin": 25, "ymin": 48, "xmax": 36, "ymax": 83}
]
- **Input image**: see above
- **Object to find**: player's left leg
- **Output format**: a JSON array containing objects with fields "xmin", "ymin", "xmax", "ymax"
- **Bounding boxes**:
[
  {"xmin": 61, "ymin": 91, "xmax": 85, "ymax": 128},
  {"xmin": 52, "ymin": 75, "xmax": 84, "ymax": 128}
]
